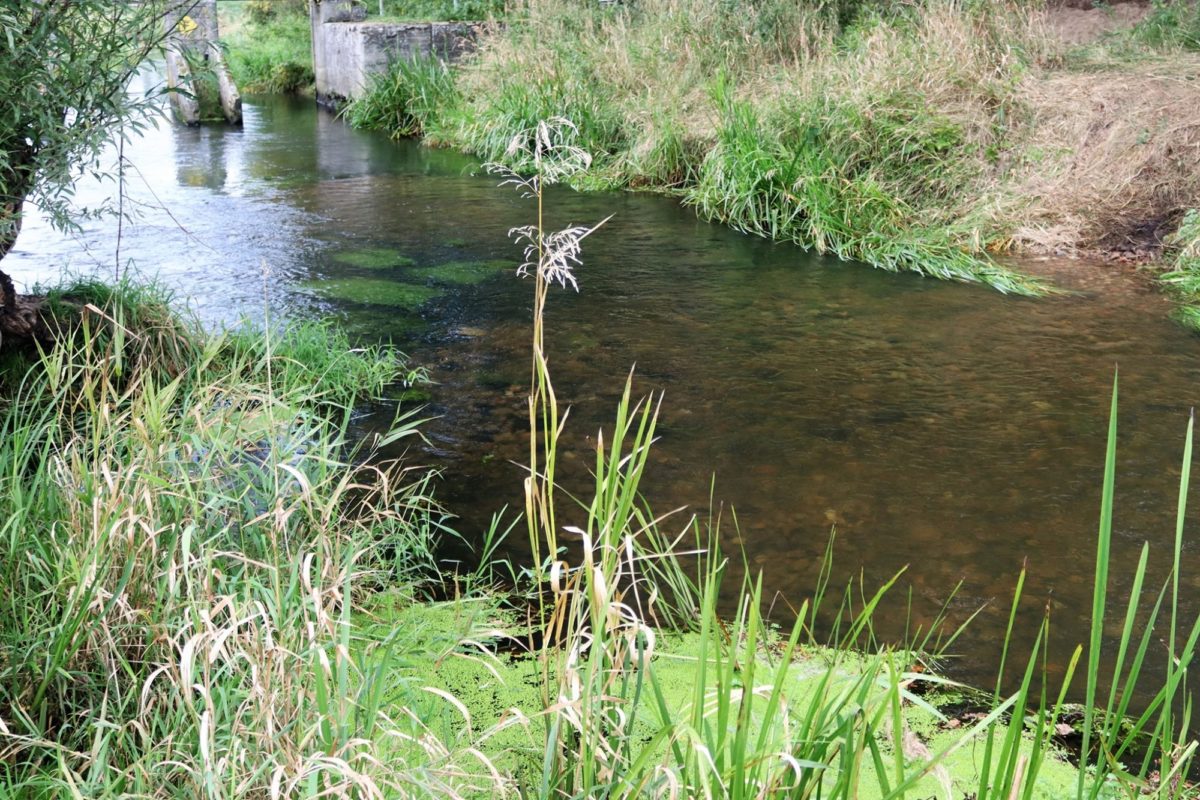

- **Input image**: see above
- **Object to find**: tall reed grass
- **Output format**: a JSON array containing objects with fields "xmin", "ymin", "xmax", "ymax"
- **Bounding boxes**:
[{"xmin": 0, "ymin": 284, "xmax": 512, "ymax": 797}]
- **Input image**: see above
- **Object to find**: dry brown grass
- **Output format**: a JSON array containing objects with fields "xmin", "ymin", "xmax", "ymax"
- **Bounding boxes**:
[{"xmin": 1009, "ymin": 55, "xmax": 1200, "ymax": 254}]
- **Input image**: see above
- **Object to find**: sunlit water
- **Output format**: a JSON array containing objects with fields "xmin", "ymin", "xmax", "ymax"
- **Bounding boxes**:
[{"xmin": 12, "ymin": 94, "xmax": 1200, "ymax": 692}]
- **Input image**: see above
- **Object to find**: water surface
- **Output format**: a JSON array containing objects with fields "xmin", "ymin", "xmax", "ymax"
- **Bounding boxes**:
[{"xmin": 12, "ymin": 94, "xmax": 1200, "ymax": 691}]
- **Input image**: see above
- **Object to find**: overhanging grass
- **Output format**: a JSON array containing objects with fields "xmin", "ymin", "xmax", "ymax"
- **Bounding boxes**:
[{"xmin": 1160, "ymin": 209, "xmax": 1200, "ymax": 329}]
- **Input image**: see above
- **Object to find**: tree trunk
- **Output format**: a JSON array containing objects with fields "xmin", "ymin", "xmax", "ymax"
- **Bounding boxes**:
[
  {"xmin": 0, "ymin": 200, "xmax": 22, "ymax": 311},
  {"xmin": 0, "ymin": 201, "xmax": 49, "ymax": 345}
]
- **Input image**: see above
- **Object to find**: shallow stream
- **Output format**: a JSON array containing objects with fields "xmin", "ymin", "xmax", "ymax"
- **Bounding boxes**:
[{"xmin": 12, "ymin": 94, "xmax": 1200, "ymax": 691}]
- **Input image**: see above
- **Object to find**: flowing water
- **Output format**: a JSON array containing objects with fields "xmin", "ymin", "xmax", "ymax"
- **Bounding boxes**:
[{"xmin": 12, "ymin": 94, "xmax": 1200, "ymax": 691}]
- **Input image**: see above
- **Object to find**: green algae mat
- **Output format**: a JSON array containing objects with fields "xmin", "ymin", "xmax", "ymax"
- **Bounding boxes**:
[
  {"xmin": 303, "ymin": 277, "xmax": 440, "ymax": 310},
  {"xmin": 332, "ymin": 247, "xmax": 418, "ymax": 270}
]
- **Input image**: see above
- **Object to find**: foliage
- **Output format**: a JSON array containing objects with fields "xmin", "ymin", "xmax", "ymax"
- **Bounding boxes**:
[
  {"xmin": 342, "ymin": 57, "xmax": 463, "ymax": 139},
  {"xmin": 1159, "ymin": 209, "xmax": 1200, "ymax": 328},
  {"xmin": 1127, "ymin": 0, "xmax": 1200, "ymax": 52},
  {"xmin": 0, "ymin": 0, "xmax": 186, "ymax": 303},
  {"xmin": 689, "ymin": 73, "xmax": 1042, "ymax": 292},
  {"xmin": 218, "ymin": 0, "xmax": 315, "ymax": 94},
  {"xmin": 373, "ymin": 0, "xmax": 506, "ymax": 22},
  {"xmin": 247, "ymin": 0, "xmax": 309, "ymax": 24}
]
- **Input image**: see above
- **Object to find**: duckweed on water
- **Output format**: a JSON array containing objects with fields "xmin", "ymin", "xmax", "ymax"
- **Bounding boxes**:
[
  {"xmin": 331, "ymin": 246, "xmax": 418, "ymax": 270},
  {"xmin": 382, "ymin": 614, "xmax": 1083, "ymax": 800},
  {"xmin": 303, "ymin": 277, "xmax": 441, "ymax": 309},
  {"xmin": 410, "ymin": 259, "xmax": 516, "ymax": 286}
]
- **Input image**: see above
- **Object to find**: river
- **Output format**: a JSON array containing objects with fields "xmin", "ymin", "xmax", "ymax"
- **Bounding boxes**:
[{"xmin": 10, "ymin": 93, "xmax": 1200, "ymax": 692}]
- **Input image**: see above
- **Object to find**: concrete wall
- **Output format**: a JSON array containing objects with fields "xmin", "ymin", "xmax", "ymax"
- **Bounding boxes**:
[{"xmin": 311, "ymin": 1, "xmax": 482, "ymax": 106}]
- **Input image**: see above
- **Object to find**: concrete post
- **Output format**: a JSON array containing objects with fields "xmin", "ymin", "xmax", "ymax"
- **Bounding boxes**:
[
  {"xmin": 311, "ymin": 1, "xmax": 367, "ymax": 108},
  {"xmin": 165, "ymin": 0, "xmax": 242, "ymax": 125}
]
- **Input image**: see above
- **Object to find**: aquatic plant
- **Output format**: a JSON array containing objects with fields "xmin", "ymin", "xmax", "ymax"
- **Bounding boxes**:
[
  {"xmin": 410, "ymin": 258, "xmax": 515, "ymax": 285},
  {"xmin": 302, "ymin": 276, "xmax": 442, "ymax": 309},
  {"xmin": 331, "ymin": 246, "xmax": 418, "ymax": 270}
]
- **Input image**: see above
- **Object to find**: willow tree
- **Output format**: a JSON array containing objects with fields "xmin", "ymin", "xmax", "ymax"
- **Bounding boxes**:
[{"xmin": 0, "ymin": 0, "xmax": 194, "ymax": 337}]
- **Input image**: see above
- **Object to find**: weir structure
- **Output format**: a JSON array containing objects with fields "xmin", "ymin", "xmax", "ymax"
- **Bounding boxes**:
[
  {"xmin": 310, "ymin": 0, "xmax": 483, "ymax": 107},
  {"xmin": 164, "ymin": 0, "xmax": 243, "ymax": 125}
]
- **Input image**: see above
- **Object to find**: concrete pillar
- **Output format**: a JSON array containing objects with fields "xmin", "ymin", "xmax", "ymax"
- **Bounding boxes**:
[
  {"xmin": 165, "ymin": 0, "xmax": 242, "ymax": 125},
  {"xmin": 311, "ymin": 1, "xmax": 367, "ymax": 108},
  {"xmin": 166, "ymin": 0, "xmax": 219, "ymax": 53}
]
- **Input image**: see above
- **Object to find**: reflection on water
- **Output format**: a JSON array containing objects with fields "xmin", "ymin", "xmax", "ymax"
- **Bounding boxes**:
[{"xmin": 12, "ymin": 95, "xmax": 1200, "ymax": 692}]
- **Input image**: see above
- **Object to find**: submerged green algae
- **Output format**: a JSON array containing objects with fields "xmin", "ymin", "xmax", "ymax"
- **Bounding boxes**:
[
  {"xmin": 303, "ymin": 277, "xmax": 440, "ymax": 309},
  {"xmin": 336, "ymin": 306, "xmax": 429, "ymax": 343},
  {"xmin": 331, "ymin": 246, "xmax": 417, "ymax": 270},
  {"xmin": 410, "ymin": 259, "xmax": 516, "ymax": 286}
]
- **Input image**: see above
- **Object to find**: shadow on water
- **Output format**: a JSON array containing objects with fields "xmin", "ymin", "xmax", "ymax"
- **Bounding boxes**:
[{"xmin": 12, "ymin": 94, "xmax": 1200, "ymax": 695}]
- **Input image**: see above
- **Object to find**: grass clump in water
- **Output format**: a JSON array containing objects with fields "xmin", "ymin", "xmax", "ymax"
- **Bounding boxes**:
[{"xmin": 303, "ymin": 276, "xmax": 441, "ymax": 309}]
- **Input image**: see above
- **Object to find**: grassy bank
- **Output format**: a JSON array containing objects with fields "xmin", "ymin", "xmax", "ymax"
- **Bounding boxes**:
[
  {"xmin": 368, "ymin": 0, "xmax": 505, "ymax": 22},
  {"xmin": 1160, "ymin": 208, "xmax": 1200, "ymax": 328},
  {"xmin": 339, "ymin": 0, "xmax": 1200, "ymax": 302}
]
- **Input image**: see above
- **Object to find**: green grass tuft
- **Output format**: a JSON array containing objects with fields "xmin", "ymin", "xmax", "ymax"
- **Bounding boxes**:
[
  {"xmin": 342, "ymin": 56, "xmax": 463, "ymax": 140},
  {"xmin": 217, "ymin": 1, "xmax": 314, "ymax": 94}
]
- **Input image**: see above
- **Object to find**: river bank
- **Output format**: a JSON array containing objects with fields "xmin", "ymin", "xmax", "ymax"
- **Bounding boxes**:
[
  {"xmin": 0, "ymin": 281, "xmax": 1181, "ymax": 797},
  {"xmin": 218, "ymin": 0, "xmax": 1200, "ymax": 312},
  {"xmin": 322, "ymin": 0, "xmax": 1200, "ymax": 316}
]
